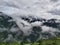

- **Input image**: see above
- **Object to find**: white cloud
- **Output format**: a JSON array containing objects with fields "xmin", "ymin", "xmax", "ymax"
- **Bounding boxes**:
[
  {"xmin": 0, "ymin": 0, "xmax": 60, "ymax": 39},
  {"xmin": 41, "ymin": 26, "xmax": 59, "ymax": 32},
  {"xmin": 0, "ymin": 0, "xmax": 60, "ymax": 19}
]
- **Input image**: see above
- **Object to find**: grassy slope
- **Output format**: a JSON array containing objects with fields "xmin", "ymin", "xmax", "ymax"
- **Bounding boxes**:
[{"xmin": 0, "ymin": 37, "xmax": 60, "ymax": 45}]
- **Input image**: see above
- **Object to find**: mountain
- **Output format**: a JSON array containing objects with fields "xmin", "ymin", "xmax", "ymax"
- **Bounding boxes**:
[{"xmin": 0, "ymin": 12, "xmax": 60, "ymax": 42}]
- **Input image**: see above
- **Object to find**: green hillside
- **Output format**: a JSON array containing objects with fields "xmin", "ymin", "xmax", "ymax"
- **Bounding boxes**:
[{"xmin": 0, "ymin": 37, "xmax": 60, "ymax": 45}]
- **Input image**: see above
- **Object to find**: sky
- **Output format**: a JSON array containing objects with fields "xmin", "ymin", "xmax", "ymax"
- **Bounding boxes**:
[{"xmin": 0, "ymin": 0, "xmax": 60, "ymax": 19}]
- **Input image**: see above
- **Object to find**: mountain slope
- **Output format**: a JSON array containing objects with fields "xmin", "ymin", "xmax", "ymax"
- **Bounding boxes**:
[{"xmin": 0, "ymin": 12, "xmax": 60, "ymax": 42}]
